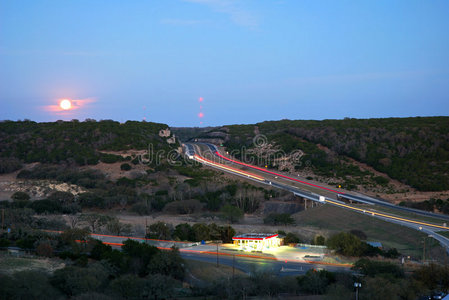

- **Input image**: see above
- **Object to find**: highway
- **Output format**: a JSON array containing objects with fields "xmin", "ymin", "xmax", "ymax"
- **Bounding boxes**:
[
  {"xmin": 181, "ymin": 252, "xmax": 345, "ymax": 277},
  {"xmin": 204, "ymin": 142, "xmax": 449, "ymax": 221},
  {"xmin": 184, "ymin": 142, "xmax": 449, "ymax": 253}
]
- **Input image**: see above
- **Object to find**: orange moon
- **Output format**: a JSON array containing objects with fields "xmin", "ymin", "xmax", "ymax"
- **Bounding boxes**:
[{"xmin": 60, "ymin": 99, "xmax": 72, "ymax": 110}]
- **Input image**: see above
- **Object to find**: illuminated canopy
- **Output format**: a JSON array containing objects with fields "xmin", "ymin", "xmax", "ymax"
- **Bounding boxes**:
[
  {"xmin": 232, "ymin": 233, "xmax": 278, "ymax": 241},
  {"xmin": 233, "ymin": 233, "xmax": 280, "ymax": 252}
]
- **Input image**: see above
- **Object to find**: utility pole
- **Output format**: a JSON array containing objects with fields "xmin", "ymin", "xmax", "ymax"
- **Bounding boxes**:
[
  {"xmin": 354, "ymin": 282, "xmax": 361, "ymax": 300},
  {"xmin": 1, "ymin": 208, "xmax": 4, "ymax": 230},
  {"xmin": 216, "ymin": 242, "xmax": 219, "ymax": 267},
  {"xmin": 233, "ymin": 255, "xmax": 235, "ymax": 277},
  {"xmin": 423, "ymin": 237, "xmax": 426, "ymax": 263},
  {"xmin": 426, "ymin": 235, "xmax": 433, "ymax": 262},
  {"xmin": 145, "ymin": 218, "xmax": 148, "ymax": 243}
]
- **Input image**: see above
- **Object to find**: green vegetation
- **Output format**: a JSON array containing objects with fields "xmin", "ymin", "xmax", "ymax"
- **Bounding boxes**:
[
  {"xmin": 221, "ymin": 204, "xmax": 244, "ymax": 223},
  {"xmin": 297, "ymin": 269, "xmax": 336, "ymax": 294},
  {"xmin": 219, "ymin": 117, "xmax": 449, "ymax": 191},
  {"xmin": 353, "ymin": 258, "xmax": 404, "ymax": 278},
  {"xmin": 0, "ymin": 228, "xmax": 187, "ymax": 299},
  {"xmin": 327, "ymin": 232, "xmax": 366, "ymax": 256},
  {"xmin": 0, "ymin": 157, "xmax": 22, "ymax": 174},
  {"xmin": 313, "ymin": 235, "xmax": 326, "ymax": 245},
  {"xmin": 400, "ymin": 197, "xmax": 449, "ymax": 215},
  {"xmin": 0, "ymin": 225, "xmax": 447, "ymax": 299},
  {"xmin": 202, "ymin": 271, "xmax": 299, "ymax": 298},
  {"xmin": 120, "ymin": 162, "xmax": 132, "ymax": 171},
  {"xmin": 294, "ymin": 204, "xmax": 436, "ymax": 258},
  {"xmin": 283, "ymin": 232, "xmax": 301, "ymax": 244},
  {"xmin": 11, "ymin": 191, "xmax": 30, "ymax": 202},
  {"xmin": 326, "ymin": 232, "xmax": 399, "ymax": 258},
  {"xmin": 147, "ymin": 221, "xmax": 236, "ymax": 243},
  {"xmin": 0, "ymin": 120, "xmax": 172, "ymax": 166}
]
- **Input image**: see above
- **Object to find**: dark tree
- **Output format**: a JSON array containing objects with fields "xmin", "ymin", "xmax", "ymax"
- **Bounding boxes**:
[{"xmin": 147, "ymin": 247, "xmax": 185, "ymax": 280}]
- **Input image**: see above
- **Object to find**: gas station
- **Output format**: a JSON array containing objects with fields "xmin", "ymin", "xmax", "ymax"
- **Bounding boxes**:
[{"xmin": 232, "ymin": 233, "xmax": 281, "ymax": 252}]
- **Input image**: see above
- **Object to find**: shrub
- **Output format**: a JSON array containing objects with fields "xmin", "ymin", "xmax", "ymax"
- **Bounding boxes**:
[
  {"xmin": 326, "ymin": 232, "xmax": 364, "ymax": 257},
  {"xmin": 116, "ymin": 177, "xmax": 135, "ymax": 187},
  {"xmin": 11, "ymin": 191, "xmax": 30, "ymax": 208},
  {"xmin": 313, "ymin": 235, "xmax": 326, "ymax": 245},
  {"xmin": 382, "ymin": 248, "xmax": 400, "ymax": 259},
  {"xmin": 192, "ymin": 223, "xmax": 211, "ymax": 241},
  {"xmin": 120, "ymin": 163, "xmax": 131, "ymax": 171},
  {"xmin": 32, "ymin": 216, "xmax": 69, "ymax": 230},
  {"xmin": 36, "ymin": 242, "xmax": 53, "ymax": 257},
  {"xmin": 109, "ymin": 274, "xmax": 146, "ymax": 299},
  {"xmin": 147, "ymin": 248, "xmax": 185, "ymax": 280},
  {"xmin": 11, "ymin": 191, "xmax": 30, "ymax": 201},
  {"xmin": 284, "ymin": 232, "xmax": 301, "ymax": 244},
  {"xmin": 30, "ymin": 199, "xmax": 63, "ymax": 214},
  {"xmin": 0, "ymin": 158, "xmax": 22, "ymax": 174},
  {"xmin": 349, "ymin": 229, "xmax": 367, "ymax": 240},
  {"xmin": 173, "ymin": 223, "xmax": 194, "ymax": 241},
  {"xmin": 352, "ymin": 258, "xmax": 404, "ymax": 278},
  {"xmin": 100, "ymin": 153, "xmax": 121, "ymax": 164},
  {"xmin": 50, "ymin": 264, "xmax": 110, "ymax": 296},
  {"xmin": 413, "ymin": 263, "xmax": 449, "ymax": 291},
  {"xmin": 297, "ymin": 269, "xmax": 336, "ymax": 294},
  {"xmin": 0, "ymin": 238, "xmax": 11, "ymax": 247},
  {"xmin": 221, "ymin": 204, "xmax": 243, "ymax": 223},
  {"xmin": 147, "ymin": 222, "xmax": 172, "ymax": 240},
  {"xmin": 61, "ymin": 203, "xmax": 82, "ymax": 214},
  {"xmin": 78, "ymin": 193, "xmax": 105, "ymax": 208},
  {"xmin": 47, "ymin": 191, "xmax": 75, "ymax": 204},
  {"xmin": 373, "ymin": 176, "xmax": 389, "ymax": 185},
  {"xmin": 131, "ymin": 202, "xmax": 151, "ymax": 215}
]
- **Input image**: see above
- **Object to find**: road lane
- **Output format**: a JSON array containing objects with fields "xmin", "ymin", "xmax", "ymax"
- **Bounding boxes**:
[{"xmin": 184, "ymin": 142, "xmax": 449, "ymax": 253}]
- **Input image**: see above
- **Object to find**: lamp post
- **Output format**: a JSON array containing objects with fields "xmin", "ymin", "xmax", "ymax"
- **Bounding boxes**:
[{"xmin": 354, "ymin": 282, "xmax": 361, "ymax": 300}]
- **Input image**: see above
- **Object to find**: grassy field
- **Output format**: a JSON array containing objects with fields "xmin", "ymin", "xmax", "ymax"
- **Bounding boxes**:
[
  {"xmin": 185, "ymin": 259, "xmax": 246, "ymax": 283},
  {"xmin": 0, "ymin": 253, "xmax": 65, "ymax": 275},
  {"xmin": 293, "ymin": 204, "xmax": 443, "ymax": 259},
  {"xmin": 364, "ymin": 204, "xmax": 449, "ymax": 225}
]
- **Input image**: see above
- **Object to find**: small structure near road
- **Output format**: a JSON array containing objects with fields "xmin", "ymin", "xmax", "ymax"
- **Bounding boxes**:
[
  {"xmin": 232, "ymin": 233, "xmax": 281, "ymax": 252},
  {"xmin": 366, "ymin": 241, "xmax": 383, "ymax": 249}
]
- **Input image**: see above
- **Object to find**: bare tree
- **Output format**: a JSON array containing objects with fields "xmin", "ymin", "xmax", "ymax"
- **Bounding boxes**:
[
  {"xmin": 106, "ymin": 217, "xmax": 132, "ymax": 235},
  {"xmin": 80, "ymin": 213, "xmax": 112, "ymax": 233},
  {"xmin": 67, "ymin": 214, "xmax": 80, "ymax": 229}
]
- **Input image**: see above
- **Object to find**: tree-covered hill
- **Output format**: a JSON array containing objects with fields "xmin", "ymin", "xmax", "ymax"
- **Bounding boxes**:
[
  {"xmin": 196, "ymin": 117, "xmax": 449, "ymax": 192},
  {"xmin": 0, "ymin": 120, "xmax": 175, "ymax": 166}
]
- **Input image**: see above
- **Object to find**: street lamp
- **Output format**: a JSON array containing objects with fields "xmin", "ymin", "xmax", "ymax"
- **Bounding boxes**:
[{"xmin": 354, "ymin": 282, "xmax": 361, "ymax": 300}]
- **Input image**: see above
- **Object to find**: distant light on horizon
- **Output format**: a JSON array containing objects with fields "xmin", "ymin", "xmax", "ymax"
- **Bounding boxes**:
[
  {"xmin": 197, "ymin": 96, "xmax": 205, "ymax": 125},
  {"xmin": 60, "ymin": 99, "xmax": 72, "ymax": 110},
  {"xmin": 1, "ymin": 1, "xmax": 448, "ymax": 125},
  {"xmin": 42, "ymin": 98, "xmax": 97, "ymax": 120}
]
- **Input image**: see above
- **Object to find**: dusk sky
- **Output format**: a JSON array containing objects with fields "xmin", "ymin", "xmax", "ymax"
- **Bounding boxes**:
[{"xmin": 1, "ymin": 0, "xmax": 449, "ymax": 126}]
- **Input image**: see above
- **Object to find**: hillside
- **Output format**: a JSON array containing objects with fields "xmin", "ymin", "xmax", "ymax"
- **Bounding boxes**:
[
  {"xmin": 0, "ymin": 120, "xmax": 175, "ymax": 167},
  {"xmin": 0, "ymin": 120, "xmax": 277, "ymax": 218},
  {"xmin": 178, "ymin": 117, "xmax": 449, "ymax": 193}
]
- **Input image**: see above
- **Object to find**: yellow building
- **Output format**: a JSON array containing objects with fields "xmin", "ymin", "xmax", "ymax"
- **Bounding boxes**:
[{"xmin": 232, "ymin": 233, "xmax": 281, "ymax": 252}]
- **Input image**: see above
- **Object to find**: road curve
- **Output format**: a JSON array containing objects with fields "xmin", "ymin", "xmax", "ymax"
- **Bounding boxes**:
[
  {"xmin": 196, "ymin": 142, "xmax": 449, "ymax": 221},
  {"xmin": 184, "ymin": 142, "xmax": 449, "ymax": 253}
]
